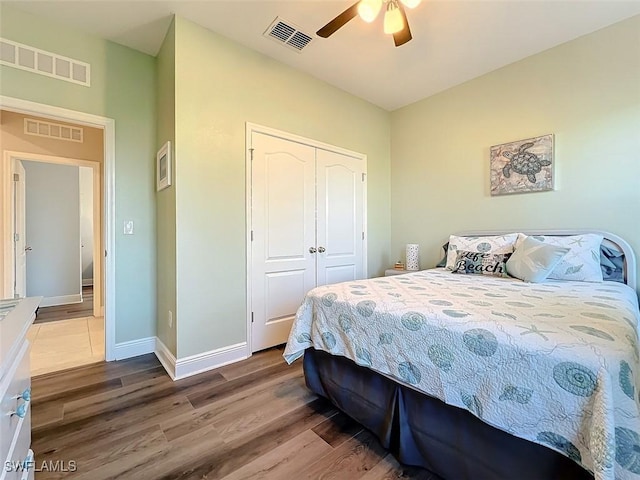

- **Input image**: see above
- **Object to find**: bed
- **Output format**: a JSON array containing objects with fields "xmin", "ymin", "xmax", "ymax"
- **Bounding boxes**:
[{"xmin": 283, "ymin": 230, "xmax": 640, "ymax": 480}]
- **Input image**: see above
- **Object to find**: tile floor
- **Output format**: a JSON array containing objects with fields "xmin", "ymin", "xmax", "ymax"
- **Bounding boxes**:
[{"xmin": 27, "ymin": 316, "xmax": 105, "ymax": 376}]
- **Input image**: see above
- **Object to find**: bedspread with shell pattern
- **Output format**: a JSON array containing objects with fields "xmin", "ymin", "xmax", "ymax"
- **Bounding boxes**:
[{"xmin": 283, "ymin": 269, "xmax": 640, "ymax": 480}]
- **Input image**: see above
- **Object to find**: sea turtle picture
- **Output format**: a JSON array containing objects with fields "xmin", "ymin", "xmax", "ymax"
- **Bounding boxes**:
[
  {"xmin": 502, "ymin": 142, "xmax": 552, "ymax": 184},
  {"xmin": 490, "ymin": 134, "xmax": 553, "ymax": 195}
]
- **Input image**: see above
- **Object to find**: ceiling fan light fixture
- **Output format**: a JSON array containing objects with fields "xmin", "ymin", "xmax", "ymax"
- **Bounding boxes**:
[
  {"xmin": 383, "ymin": 1, "xmax": 404, "ymax": 35},
  {"xmin": 399, "ymin": 0, "xmax": 421, "ymax": 8},
  {"xmin": 317, "ymin": 0, "xmax": 413, "ymax": 46},
  {"xmin": 357, "ymin": 0, "xmax": 383, "ymax": 23}
]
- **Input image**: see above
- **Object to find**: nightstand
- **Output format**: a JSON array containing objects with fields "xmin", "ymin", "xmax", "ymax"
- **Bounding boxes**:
[{"xmin": 385, "ymin": 269, "xmax": 413, "ymax": 276}]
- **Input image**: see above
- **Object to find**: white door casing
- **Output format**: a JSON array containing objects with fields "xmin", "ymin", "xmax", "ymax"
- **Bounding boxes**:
[
  {"xmin": 0, "ymin": 95, "xmax": 115, "ymax": 361},
  {"xmin": 247, "ymin": 124, "xmax": 367, "ymax": 353},
  {"xmin": 251, "ymin": 132, "xmax": 317, "ymax": 352},
  {"xmin": 6, "ymin": 154, "xmax": 101, "ymax": 312},
  {"xmin": 12, "ymin": 160, "xmax": 26, "ymax": 298}
]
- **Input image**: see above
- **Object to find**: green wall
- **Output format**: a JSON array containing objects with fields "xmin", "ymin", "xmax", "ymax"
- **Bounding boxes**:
[
  {"xmin": 0, "ymin": 5, "xmax": 158, "ymax": 343},
  {"xmin": 7, "ymin": 5, "xmax": 631, "ymax": 361},
  {"xmin": 390, "ymin": 16, "xmax": 640, "ymax": 293},
  {"xmin": 172, "ymin": 17, "xmax": 391, "ymax": 357},
  {"xmin": 156, "ymin": 19, "xmax": 177, "ymax": 355}
]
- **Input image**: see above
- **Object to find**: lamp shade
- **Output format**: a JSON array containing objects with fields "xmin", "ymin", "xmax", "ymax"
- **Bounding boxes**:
[
  {"xmin": 383, "ymin": 3, "xmax": 404, "ymax": 34},
  {"xmin": 357, "ymin": 0, "xmax": 383, "ymax": 23},
  {"xmin": 406, "ymin": 244, "xmax": 420, "ymax": 271},
  {"xmin": 400, "ymin": 0, "xmax": 421, "ymax": 8}
]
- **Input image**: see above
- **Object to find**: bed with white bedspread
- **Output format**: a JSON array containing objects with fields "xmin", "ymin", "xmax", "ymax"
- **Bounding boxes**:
[{"xmin": 284, "ymin": 233, "xmax": 640, "ymax": 480}]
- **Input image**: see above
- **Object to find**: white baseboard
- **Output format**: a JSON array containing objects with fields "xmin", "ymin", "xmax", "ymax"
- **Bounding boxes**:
[
  {"xmin": 154, "ymin": 337, "xmax": 176, "ymax": 380},
  {"xmin": 153, "ymin": 338, "xmax": 249, "ymax": 381},
  {"xmin": 39, "ymin": 294, "xmax": 82, "ymax": 307},
  {"xmin": 175, "ymin": 342, "xmax": 249, "ymax": 380},
  {"xmin": 114, "ymin": 336, "xmax": 156, "ymax": 360}
]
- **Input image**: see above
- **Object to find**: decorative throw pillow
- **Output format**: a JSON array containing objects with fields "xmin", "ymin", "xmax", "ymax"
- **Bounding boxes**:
[
  {"xmin": 435, "ymin": 242, "xmax": 449, "ymax": 268},
  {"xmin": 452, "ymin": 251, "xmax": 512, "ymax": 277},
  {"xmin": 445, "ymin": 234, "xmax": 518, "ymax": 270},
  {"xmin": 515, "ymin": 233, "xmax": 604, "ymax": 282},
  {"xmin": 600, "ymin": 244, "xmax": 625, "ymax": 283},
  {"xmin": 506, "ymin": 236, "xmax": 569, "ymax": 283}
]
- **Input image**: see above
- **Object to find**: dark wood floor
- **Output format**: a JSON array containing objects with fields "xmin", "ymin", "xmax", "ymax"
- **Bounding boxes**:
[
  {"xmin": 34, "ymin": 286, "xmax": 94, "ymax": 324},
  {"xmin": 31, "ymin": 348, "xmax": 436, "ymax": 480}
]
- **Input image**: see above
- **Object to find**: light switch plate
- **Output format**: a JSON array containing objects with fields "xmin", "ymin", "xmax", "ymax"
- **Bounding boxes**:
[{"xmin": 124, "ymin": 220, "xmax": 134, "ymax": 235}]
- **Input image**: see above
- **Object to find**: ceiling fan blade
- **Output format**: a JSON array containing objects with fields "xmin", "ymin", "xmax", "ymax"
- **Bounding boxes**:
[
  {"xmin": 317, "ymin": 2, "xmax": 360, "ymax": 38},
  {"xmin": 393, "ymin": 4, "xmax": 413, "ymax": 47}
]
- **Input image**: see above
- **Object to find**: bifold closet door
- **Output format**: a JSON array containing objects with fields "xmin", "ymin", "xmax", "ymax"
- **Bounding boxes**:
[
  {"xmin": 315, "ymin": 149, "xmax": 365, "ymax": 286},
  {"xmin": 251, "ymin": 132, "xmax": 317, "ymax": 352}
]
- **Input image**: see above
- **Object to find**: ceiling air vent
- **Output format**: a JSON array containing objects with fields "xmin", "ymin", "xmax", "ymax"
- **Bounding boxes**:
[{"xmin": 264, "ymin": 18, "xmax": 313, "ymax": 53}]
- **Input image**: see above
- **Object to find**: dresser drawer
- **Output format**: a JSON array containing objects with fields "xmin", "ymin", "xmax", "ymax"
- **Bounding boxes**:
[
  {"xmin": 0, "ymin": 298, "xmax": 40, "ymax": 378},
  {"xmin": 2, "ymin": 408, "xmax": 31, "ymax": 480},
  {"xmin": 21, "ymin": 450, "xmax": 35, "ymax": 480},
  {"xmin": 0, "ymin": 342, "xmax": 31, "ymax": 479}
]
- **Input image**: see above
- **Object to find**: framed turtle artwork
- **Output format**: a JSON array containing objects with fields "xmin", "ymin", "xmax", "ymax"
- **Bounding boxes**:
[{"xmin": 490, "ymin": 134, "xmax": 554, "ymax": 195}]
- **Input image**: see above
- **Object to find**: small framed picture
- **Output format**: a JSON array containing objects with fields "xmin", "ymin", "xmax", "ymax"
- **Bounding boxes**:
[{"xmin": 156, "ymin": 141, "xmax": 171, "ymax": 191}]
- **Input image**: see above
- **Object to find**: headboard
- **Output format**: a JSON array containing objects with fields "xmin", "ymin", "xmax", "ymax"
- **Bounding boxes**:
[{"xmin": 454, "ymin": 230, "xmax": 637, "ymax": 291}]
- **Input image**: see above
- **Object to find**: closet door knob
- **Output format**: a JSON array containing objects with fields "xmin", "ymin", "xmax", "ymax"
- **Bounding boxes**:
[
  {"xmin": 318, "ymin": 246, "xmax": 326, "ymax": 253},
  {"xmin": 309, "ymin": 247, "xmax": 317, "ymax": 254}
]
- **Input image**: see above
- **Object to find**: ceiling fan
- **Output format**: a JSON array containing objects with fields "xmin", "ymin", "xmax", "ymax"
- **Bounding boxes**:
[{"xmin": 317, "ymin": 0, "xmax": 422, "ymax": 47}]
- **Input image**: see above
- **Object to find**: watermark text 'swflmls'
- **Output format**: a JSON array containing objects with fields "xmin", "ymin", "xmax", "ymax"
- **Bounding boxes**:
[{"xmin": 5, "ymin": 460, "xmax": 77, "ymax": 473}]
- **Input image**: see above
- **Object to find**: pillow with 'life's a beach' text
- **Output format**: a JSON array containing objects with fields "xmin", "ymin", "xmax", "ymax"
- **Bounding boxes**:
[
  {"xmin": 451, "ymin": 251, "xmax": 511, "ymax": 277},
  {"xmin": 445, "ymin": 234, "xmax": 518, "ymax": 270}
]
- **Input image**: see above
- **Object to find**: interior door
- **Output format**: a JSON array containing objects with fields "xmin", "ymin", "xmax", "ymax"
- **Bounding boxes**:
[
  {"xmin": 316, "ymin": 149, "xmax": 366, "ymax": 286},
  {"xmin": 13, "ymin": 160, "xmax": 27, "ymax": 298},
  {"xmin": 251, "ymin": 132, "xmax": 317, "ymax": 352}
]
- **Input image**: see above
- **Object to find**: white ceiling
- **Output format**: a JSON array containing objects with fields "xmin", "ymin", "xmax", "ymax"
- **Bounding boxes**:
[{"xmin": 5, "ymin": 1, "xmax": 640, "ymax": 110}]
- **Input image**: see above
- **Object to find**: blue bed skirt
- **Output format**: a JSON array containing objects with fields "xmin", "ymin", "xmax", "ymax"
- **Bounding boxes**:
[{"xmin": 303, "ymin": 348, "xmax": 593, "ymax": 480}]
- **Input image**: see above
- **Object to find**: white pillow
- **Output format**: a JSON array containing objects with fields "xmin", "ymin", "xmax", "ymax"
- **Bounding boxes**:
[
  {"xmin": 515, "ymin": 233, "xmax": 604, "ymax": 282},
  {"xmin": 506, "ymin": 236, "xmax": 569, "ymax": 283},
  {"xmin": 445, "ymin": 234, "xmax": 518, "ymax": 270}
]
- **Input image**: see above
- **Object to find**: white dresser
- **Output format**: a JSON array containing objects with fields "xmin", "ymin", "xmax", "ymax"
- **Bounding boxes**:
[{"xmin": 0, "ymin": 297, "xmax": 41, "ymax": 480}]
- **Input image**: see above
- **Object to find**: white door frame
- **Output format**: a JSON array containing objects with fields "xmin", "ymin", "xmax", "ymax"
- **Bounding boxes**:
[
  {"xmin": 12, "ymin": 159, "xmax": 26, "ymax": 298},
  {"xmin": 245, "ymin": 122, "xmax": 368, "ymax": 354},
  {"xmin": 4, "ymin": 152, "xmax": 102, "ymax": 315},
  {"xmin": 0, "ymin": 95, "xmax": 116, "ymax": 361}
]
